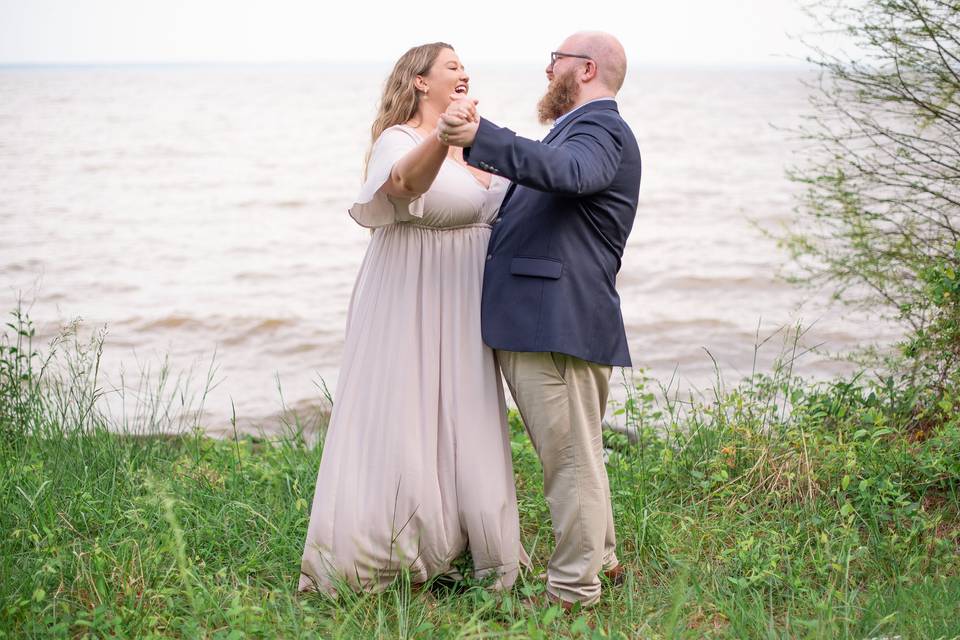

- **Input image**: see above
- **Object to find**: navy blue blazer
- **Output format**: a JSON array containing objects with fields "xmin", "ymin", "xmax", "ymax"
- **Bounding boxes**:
[{"xmin": 464, "ymin": 99, "xmax": 641, "ymax": 367}]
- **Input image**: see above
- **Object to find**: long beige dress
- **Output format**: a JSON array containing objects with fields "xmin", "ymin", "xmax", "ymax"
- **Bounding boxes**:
[{"xmin": 299, "ymin": 125, "xmax": 524, "ymax": 595}]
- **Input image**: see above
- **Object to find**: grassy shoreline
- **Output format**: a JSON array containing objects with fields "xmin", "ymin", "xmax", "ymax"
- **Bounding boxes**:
[{"xmin": 2, "ymin": 315, "xmax": 959, "ymax": 638}]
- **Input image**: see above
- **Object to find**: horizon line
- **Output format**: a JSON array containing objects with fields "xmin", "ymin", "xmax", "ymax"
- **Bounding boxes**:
[{"xmin": 0, "ymin": 58, "xmax": 815, "ymax": 70}]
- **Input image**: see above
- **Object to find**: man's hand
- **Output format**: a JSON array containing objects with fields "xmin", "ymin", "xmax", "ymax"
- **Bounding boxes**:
[
  {"xmin": 445, "ymin": 94, "xmax": 479, "ymax": 123},
  {"xmin": 438, "ymin": 113, "xmax": 479, "ymax": 147}
]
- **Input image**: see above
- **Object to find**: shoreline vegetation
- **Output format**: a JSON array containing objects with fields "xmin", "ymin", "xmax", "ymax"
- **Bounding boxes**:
[{"xmin": 2, "ymin": 308, "xmax": 958, "ymax": 639}]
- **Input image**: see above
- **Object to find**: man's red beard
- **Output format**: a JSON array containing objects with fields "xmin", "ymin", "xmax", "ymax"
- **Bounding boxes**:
[{"xmin": 537, "ymin": 67, "xmax": 581, "ymax": 125}]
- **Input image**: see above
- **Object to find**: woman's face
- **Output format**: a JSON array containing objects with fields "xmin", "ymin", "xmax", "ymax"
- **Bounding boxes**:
[{"xmin": 419, "ymin": 48, "xmax": 469, "ymax": 109}]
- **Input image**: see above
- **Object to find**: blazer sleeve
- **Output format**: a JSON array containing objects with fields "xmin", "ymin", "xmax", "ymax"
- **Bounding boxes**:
[
  {"xmin": 464, "ymin": 115, "xmax": 623, "ymax": 196},
  {"xmin": 349, "ymin": 126, "xmax": 426, "ymax": 228}
]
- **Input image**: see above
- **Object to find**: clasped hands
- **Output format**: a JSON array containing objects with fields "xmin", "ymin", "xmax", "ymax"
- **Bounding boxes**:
[{"xmin": 437, "ymin": 94, "xmax": 480, "ymax": 147}]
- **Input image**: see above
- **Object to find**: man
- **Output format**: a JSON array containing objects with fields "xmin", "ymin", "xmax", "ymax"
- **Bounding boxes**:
[{"xmin": 439, "ymin": 31, "xmax": 641, "ymax": 608}]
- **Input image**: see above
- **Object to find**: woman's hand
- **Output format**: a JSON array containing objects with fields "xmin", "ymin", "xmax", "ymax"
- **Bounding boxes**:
[{"xmin": 437, "ymin": 113, "xmax": 479, "ymax": 148}]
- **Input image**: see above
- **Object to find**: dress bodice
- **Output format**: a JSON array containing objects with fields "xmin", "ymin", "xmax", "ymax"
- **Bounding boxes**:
[{"xmin": 349, "ymin": 124, "xmax": 509, "ymax": 230}]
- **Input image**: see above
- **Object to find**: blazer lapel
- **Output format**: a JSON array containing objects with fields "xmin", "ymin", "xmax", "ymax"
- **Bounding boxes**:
[
  {"xmin": 541, "ymin": 116, "xmax": 576, "ymax": 146},
  {"xmin": 541, "ymin": 99, "xmax": 619, "ymax": 145},
  {"xmin": 499, "ymin": 181, "xmax": 519, "ymax": 211}
]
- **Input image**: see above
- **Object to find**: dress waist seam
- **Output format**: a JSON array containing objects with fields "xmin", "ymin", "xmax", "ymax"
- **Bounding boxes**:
[{"xmin": 401, "ymin": 222, "xmax": 492, "ymax": 231}]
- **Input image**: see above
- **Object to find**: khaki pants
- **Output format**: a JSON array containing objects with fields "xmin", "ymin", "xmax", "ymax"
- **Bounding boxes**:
[{"xmin": 497, "ymin": 350, "xmax": 618, "ymax": 605}]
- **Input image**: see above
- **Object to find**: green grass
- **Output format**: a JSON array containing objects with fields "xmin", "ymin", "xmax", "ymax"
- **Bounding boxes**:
[{"xmin": 1, "ymin": 310, "xmax": 959, "ymax": 639}]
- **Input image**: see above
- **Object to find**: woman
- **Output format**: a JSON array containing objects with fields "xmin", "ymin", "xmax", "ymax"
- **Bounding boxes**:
[{"xmin": 299, "ymin": 43, "xmax": 525, "ymax": 595}]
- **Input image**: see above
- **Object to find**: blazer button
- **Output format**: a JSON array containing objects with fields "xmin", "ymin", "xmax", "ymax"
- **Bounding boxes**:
[{"xmin": 486, "ymin": 254, "xmax": 493, "ymax": 261}]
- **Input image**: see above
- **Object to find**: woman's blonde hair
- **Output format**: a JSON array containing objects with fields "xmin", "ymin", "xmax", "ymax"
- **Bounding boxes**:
[{"xmin": 365, "ymin": 42, "xmax": 453, "ymax": 175}]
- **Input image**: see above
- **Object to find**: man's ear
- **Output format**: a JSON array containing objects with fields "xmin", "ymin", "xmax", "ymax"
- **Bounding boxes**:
[{"xmin": 582, "ymin": 60, "xmax": 598, "ymax": 82}]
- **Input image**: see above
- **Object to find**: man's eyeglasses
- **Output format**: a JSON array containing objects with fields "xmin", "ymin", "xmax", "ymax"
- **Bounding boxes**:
[{"xmin": 550, "ymin": 51, "xmax": 594, "ymax": 66}]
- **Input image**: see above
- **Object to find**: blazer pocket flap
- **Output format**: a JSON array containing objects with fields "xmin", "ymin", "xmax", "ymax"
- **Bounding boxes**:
[{"xmin": 510, "ymin": 257, "xmax": 563, "ymax": 279}]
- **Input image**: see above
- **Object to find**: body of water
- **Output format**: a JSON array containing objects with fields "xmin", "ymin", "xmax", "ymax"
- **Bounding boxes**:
[{"xmin": 0, "ymin": 63, "xmax": 897, "ymax": 435}]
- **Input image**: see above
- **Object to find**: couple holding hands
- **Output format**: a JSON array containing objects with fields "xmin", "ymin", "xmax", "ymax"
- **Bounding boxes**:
[{"xmin": 299, "ymin": 31, "xmax": 642, "ymax": 609}]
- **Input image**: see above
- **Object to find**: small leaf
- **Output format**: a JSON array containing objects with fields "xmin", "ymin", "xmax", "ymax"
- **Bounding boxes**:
[
  {"xmin": 570, "ymin": 616, "xmax": 592, "ymax": 634},
  {"xmin": 541, "ymin": 605, "xmax": 560, "ymax": 625}
]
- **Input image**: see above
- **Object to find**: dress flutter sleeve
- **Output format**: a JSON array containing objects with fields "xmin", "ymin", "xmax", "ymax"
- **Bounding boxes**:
[{"xmin": 349, "ymin": 126, "xmax": 426, "ymax": 228}]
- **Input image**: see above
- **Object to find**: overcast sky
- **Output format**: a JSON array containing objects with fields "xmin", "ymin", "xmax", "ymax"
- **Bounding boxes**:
[{"xmin": 0, "ymin": 0, "xmax": 824, "ymax": 66}]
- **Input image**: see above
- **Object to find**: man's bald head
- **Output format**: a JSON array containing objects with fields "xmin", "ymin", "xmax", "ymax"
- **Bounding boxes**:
[{"xmin": 562, "ymin": 31, "xmax": 627, "ymax": 93}]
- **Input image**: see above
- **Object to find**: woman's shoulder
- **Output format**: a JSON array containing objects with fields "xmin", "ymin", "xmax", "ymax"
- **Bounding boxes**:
[{"xmin": 377, "ymin": 123, "xmax": 421, "ymax": 145}]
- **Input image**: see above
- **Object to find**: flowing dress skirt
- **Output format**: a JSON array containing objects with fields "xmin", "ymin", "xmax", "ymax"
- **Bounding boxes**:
[{"xmin": 299, "ymin": 222, "xmax": 523, "ymax": 594}]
